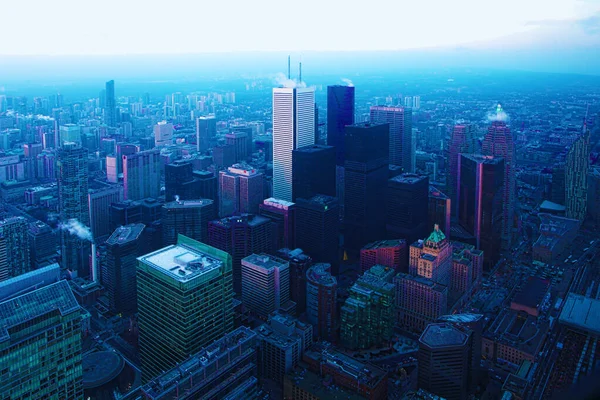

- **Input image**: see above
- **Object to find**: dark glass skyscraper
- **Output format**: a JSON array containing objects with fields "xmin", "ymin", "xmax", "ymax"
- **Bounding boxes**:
[
  {"xmin": 344, "ymin": 122, "xmax": 389, "ymax": 249},
  {"xmin": 386, "ymin": 173, "xmax": 429, "ymax": 246},
  {"xmin": 104, "ymin": 79, "xmax": 116, "ymax": 127},
  {"xmin": 162, "ymin": 198, "xmax": 215, "ymax": 245},
  {"xmin": 196, "ymin": 115, "xmax": 217, "ymax": 152},
  {"xmin": 164, "ymin": 161, "xmax": 200, "ymax": 202},
  {"xmin": 292, "ymin": 144, "xmax": 336, "ymax": 201},
  {"xmin": 327, "ymin": 85, "xmax": 355, "ymax": 166},
  {"xmin": 370, "ymin": 105, "xmax": 413, "ymax": 172},
  {"xmin": 259, "ymin": 198, "xmax": 296, "ymax": 250}
]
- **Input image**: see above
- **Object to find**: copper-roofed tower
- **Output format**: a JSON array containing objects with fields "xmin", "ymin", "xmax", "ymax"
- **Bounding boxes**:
[{"xmin": 409, "ymin": 224, "xmax": 453, "ymax": 286}]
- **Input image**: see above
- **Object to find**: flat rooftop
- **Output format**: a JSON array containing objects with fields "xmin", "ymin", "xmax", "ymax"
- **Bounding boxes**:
[
  {"xmin": 306, "ymin": 263, "xmax": 336, "ymax": 287},
  {"xmin": 429, "ymin": 185, "xmax": 449, "ymax": 199},
  {"xmin": 512, "ymin": 276, "xmax": 550, "ymax": 309},
  {"xmin": 242, "ymin": 253, "xmax": 288, "ymax": 271},
  {"xmin": 420, "ymin": 323, "xmax": 469, "ymax": 348},
  {"xmin": 390, "ymin": 173, "xmax": 427, "ymax": 184},
  {"xmin": 163, "ymin": 199, "xmax": 213, "ymax": 209},
  {"xmin": 106, "ymin": 223, "xmax": 145, "ymax": 245},
  {"xmin": 362, "ymin": 239, "xmax": 406, "ymax": 250},
  {"xmin": 559, "ymin": 293, "xmax": 600, "ymax": 336},
  {"xmin": 461, "ymin": 153, "xmax": 503, "ymax": 164},
  {"xmin": 294, "ymin": 144, "xmax": 334, "ymax": 153},
  {"xmin": 263, "ymin": 197, "xmax": 295, "ymax": 209},
  {"xmin": 139, "ymin": 243, "xmax": 223, "ymax": 282}
]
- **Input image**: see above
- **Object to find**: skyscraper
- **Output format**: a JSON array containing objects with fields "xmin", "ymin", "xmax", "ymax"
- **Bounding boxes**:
[
  {"xmin": 162, "ymin": 198, "xmax": 214, "ymax": 245},
  {"xmin": 153, "ymin": 121, "xmax": 174, "ymax": 147},
  {"xmin": 259, "ymin": 198, "xmax": 296, "ymax": 250},
  {"xmin": 196, "ymin": 115, "xmax": 217, "ymax": 152},
  {"xmin": 386, "ymin": 173, "xmax": 429, "ymax": 246},
  {"xmin": 295, "ymin": 195, "xmax": 339, "ymax": 272},
  {"xmin": 565, "ymin": 128, "xmax": 590, "ymax": 221},
  {"xmin": 344, "ymin": 122, "xmax": 389, "ymax": 249},
  {"xmin": 59, "ymin": 124, "xmax": 81, "ymax": 145},
  {"xmin": 219, "ymin": 164, "xmax": 264, "ymax": 217},
  {"xmin": 370, "ymin": 105, "xmax": 413, "ymax": 172},
  {"xmin": 105, "ymin": 223, "xmax": 145, "ymax": 315},
  {"xmin": 292, "ymin": 144, "xmax": 336, "ymax": 201},
  {"xmin": 241, "ymin": 253, "xmax": 290, "ymax": 319},
  {"xmin": 88, "ymin": 185, "xmax": 123, "ymax": 240},
  {"xmin": 360, "ymin": 239, "xmax": 408, "ymax": 273},
  {"xmin": 225, "ymin": 131, "xmax": 250, "ymax": 162},
  {"xmin": 409, "ymin": 225, "xmax": 453, "ymax": 286},
  {"xmin": 482, "ymin": 115, "xmax": 515, "ymax": 248},
  {"xmin": 428, "ymin": 185, "xmax": 451, "ymax": 239},
  {"xmin": 164, "ymin": 160, "xmax": 200, "ymax": 202},
  {"xmin": 306, "ymin": 263, "xmax": 337, "ymax": 341},
  {"xmin": 272, "ymin": 87, "xmax": 315, "ymax": 201},
  {"xmin": 0, "ymin": 216, "xmax": 31, "ymax": 279},
  {"xmin": 327, "ymin": 85, "xmax": 355, "ymax": 166},
  {"xmin": 123, "ymin": 149, "xmax": 161, "ymax": 201},
  {"xmin": 28, "ymin": 220, "xmax": 57, "ymax": 269},
  {"xmin": 57, "ymin": 142, "xmax": 90, "ymax": 276},
  {"xmin": 458, "ymin": 154, "xmax": 504, "ymax": 269},
  {"xmin": 104, "ymin": 79, "xmax": 116, "ymax": 127},
  {"xmin": 137, "ymin": 235, "xmax": 233, "ymax": 382},
  {"xmin": 447, "ymin": 124, "xmax": 476, "ymax": 216}
]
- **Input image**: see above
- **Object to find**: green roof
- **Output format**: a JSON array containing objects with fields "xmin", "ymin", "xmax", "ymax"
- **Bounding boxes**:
[{"xmin": 426, "ymin": 224, "xmax": 446, "ymax": 243}]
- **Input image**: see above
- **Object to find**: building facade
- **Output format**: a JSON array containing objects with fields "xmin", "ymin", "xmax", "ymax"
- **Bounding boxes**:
[
  {"xmin": 306, "ymin": 263, "xmax": 337, "ymax": 341},
  {"xmin": 123, "ymin": 149, "xmax": 161, "ymax": 201},
  {"xmin": 370, "ymin": 105, "xmax": 412, "ymax": 172}
]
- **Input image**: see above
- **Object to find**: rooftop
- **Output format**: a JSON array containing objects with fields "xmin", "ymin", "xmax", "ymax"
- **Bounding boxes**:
[
  {"xmin": 362, "ymin": 239, "xmax": 406, "ymax": 250},
  {"xmin": 263, "ymin": 197, "xmax": 295, "ymax": 209},
  {"xmin": 559, "ymin": 293, "xmax": 600, "ymax": 336},
  {"xmin": 429, "ymin": 185, "xmax": 449, "ymax": 199},
  {"xmin": 306, "ymin": 263, "xmax": 336, "ymax": 287},
  {"xmin": 390, "ymin": 173, "xmax": 427, "ymax": 184},
  {"xmin": 0, "ymin": 263, "xmax": 61, "ymax": 302},
  {"xmin": 294, "ymin": 144, "xmax": 334, "ymax": 153},
  {"xmin": 138, "ymin": 242, "xmax": 223, "ymax": 283},
  {"xmin": 420, "ymin": 323, "xmax": 469, "ymax": 348},
  {"xmin": 210, "ymin": 214, "xmax": 270, "ymax": 228},
  {"xmin": 485, "ymin": 307, "xmax": 549, "ymax": 354},
  {"xmin": 438, "ymin": 313, "xmax": 484, "ymax": 324},
  {"xmin": 242, "ymin": 253, "xmax": 288, "ymax": 271},
  {"xmin": 511, "ymin": 276, "xmax": 550, "ymax": 309},
  {"xmin": 163, "ymin": 198, "xmax": 213, "ymax": 209},
  {"xmin": 425, "ymin": 224, "xmax": 446, "ymax": 244},
  {"xmin": 285, "ymin": 366, "xmax": 365, "ymax": 400},
  {"xmin": 82, "ymin": 351, "xmax": 124, "ymax": 389},
  {"xmin": 461, "ymin": 153, "xmax": 504, "ymax": 164},
  {"xmin": 106, "ymin": 223, "xmax": 145, "ymax": 246}
]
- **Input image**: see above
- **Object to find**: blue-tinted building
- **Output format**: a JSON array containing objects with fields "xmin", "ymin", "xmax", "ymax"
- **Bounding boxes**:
[{"xmin": 327, "ymin": 85, "xmax": 355, "ymax": 166}]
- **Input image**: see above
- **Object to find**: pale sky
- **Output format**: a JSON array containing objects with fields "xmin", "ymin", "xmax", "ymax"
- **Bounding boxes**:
[{"xmin": 1, "ymin": 0, "xmax": 599, "ymax": 55}]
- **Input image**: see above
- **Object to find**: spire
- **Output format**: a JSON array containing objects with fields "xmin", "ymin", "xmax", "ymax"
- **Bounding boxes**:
[{"xmin": 426, "ymin": 224, "xmax": 446, "ymax": 244}]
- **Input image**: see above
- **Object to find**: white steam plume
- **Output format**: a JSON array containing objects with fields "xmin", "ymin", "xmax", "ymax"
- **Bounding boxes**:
[
  {"xmin": 59, "ymin": 218, "xmax": 93, "ymax": 242},
  {"xmin": 486, "ymin": 103, "xmax": 509, "ymax": 123},
  {"xmin": 341, "ymin": 78, "xmax": 354, "ymax": 87},
  {"xmin": 274, "ymin": 72, "xmax": 307, "ymax": 89}
]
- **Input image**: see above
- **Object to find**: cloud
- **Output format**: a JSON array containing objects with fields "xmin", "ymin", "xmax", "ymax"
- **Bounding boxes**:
[
  {"xmin": 274, "ymin": 72, "xmax": 306, "ymax": 89},
  {"xmin": 341, "ymin": 78, "xmax": 354, "ymax": 87},
  {"xmin": 59, "ymin": 218, "xmax": 93, "ymax": 242},
  {"xmin": 486, "ymin": 104, "xmax": 510, "ymax": 122}
]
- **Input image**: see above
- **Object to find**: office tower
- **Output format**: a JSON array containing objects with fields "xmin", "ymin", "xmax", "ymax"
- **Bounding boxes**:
[
  {"xmin": 452, "ymin": 241, "xmax": 483, "ymax": 292},
  {"xmin": 230, "ymin": 125, "xmax": 254, "ymax": 156},
  {"xmin": 370, "ymin": 105, "xmax": 412, "ymax": 172},
  {"xmin": 409, "ymin": 225, "xmax": 453, "ymax": 286},
  {"xmin": 418, "ymin": 323, "xmax": 471, "ymax": 400},
  {"xmin": 164, "ymin": 161, "xmax": 199, "ymax": 202},
  {"xmin": 314, "ymin": 103, "xmax": 320, "ymax": 143},
  {"xmin": 140, "ymin": 327, "xmax": 258, "ymax": 400},
  {"xmin": 0, "ymin": 236, "xmax": 6, "ymax": 281},
  {"xmin": 340, "ymin": 265, "xmax": 395, "ymax": 349},
  {"xmin": 413, "ymin": 95, "xmax": 421, "ymax": 110},
  {"xmin": 208, "ymin": 214, "xmax": 272, "ymax": 293},
  {"xmin": 588, "ymin": 167, "xmax": 600, "ymax": 225},
  {"xmin": 122, "ymin": 149, "xmax": 161, "ymax": 200},
  {"xmin": 482, "ymin": 118, "xmax": 515, "ymax": 248},
  {"xmin": 404, "ymin": 96, "xmax": 413, "ymax": 108},
  {"xmin": 28, "ymin": 220, "xmax": 57, "ymax": 268},
  {"xmin": 0, "ymin": 270, "xmax": 83, "ymax": 399},
  {"xmin": 360, "ymin": 239, "xmax": 408, "ymax": 273},
  {"xmin": 106, "ymin": 155, "xmax": 119, "ymax": 183},
  {"xmin": 241, "ymin": 253, "xmax": 290, "ymax": 319},
  {"xmin": 386, "ymin": 173, "xmax": 429, "ymax": 246},
  {"xmin": 109, "ymin": 200, "xmax": 142, "ymax": 231},
  {"xmin": 105, "ymin": 223, "xmax": 145, "ymax": 315},
  {"xmin": 429, "ymin": 185, "xmax": 451, "ymax": 238},
  {"xmin": 219, "ymin": 164, "xmax": 264, "ymax": 217},
  {"xmin": 272, "ymin": 87, "xmax": 316, "ymax": 201},
  {"xmin": 104, "ymin": 79, "xmax": 116, "ymax": 126},
  {"xmin": 344, "ymin": 122, "xmax": 389, "ymax": 248},
  {"xmin": 255, "ymin": 312, "xmax": 313, "ymax": 383},
  {"xmin": 162, "ymin": 198, "xmax": 214, "ymax": 245},
  {"xmin": 137, "ymin": 235, "xmax": 233, "ymax": 382},
  {"xmin": 395, "ymin": 273, "xmax": 449, "ymax": 333},
  {"xmin": 278, "ymin": 248, "xmax": 312, "ymax": 314},
  {"xmin": 259, "ymin": 198, "xmax": 296, "ymax": 249},
  {"xmin": 0, "ymin": 216, "xmax": 31, "ymax": 278},
  {"xmin": 565, "ymin": 129, "xmax": 590, "ymax": 221},
  {"xmin": 447, "ymin": 124, "xmax": 476, "ymax": 216},
  {"xmin": 551, "ymin": 162, "xmax": 566, "ymax": 205},
  {"xmin": 196, "ymin": 115, "xmax": 217, "ymax": 151},
  {"xmin": 306, "ymin": 263, "xmax": 337, "ymax": 341},
  {"xmin": 295, "ymin": 195, "xmax": 339, "ymax": 272},
  {"xmin": 292, "ymin": 144, "xmax": 336, "ymax": 201},
  {"xmin": 154, "ymin": 120, "xmax": 173, "ymax": 147},
  {"xmin": 327, "ymin": 85, "xmax": 355, "ymax": 166},
  {"xmin": 88, "ymin": 185, "xmax": 123, "ymax": 240},
  {"xmin": 458, "ymin": 154, "xmax": 504, "ymax": 269},
  {"xmin": 57, "ymin": 143, "xmax": 90, "ymax": 276},
  {"xmin": 213, "ymin": 144, "xmax": 236, "ymax": 168},
  {"xmin": 226, "ymin": 131, "xmax": 250, "ymax": 162},
  {"xmin": 59, "ymin": 123, "xmax": 81, "ymax": 145}
]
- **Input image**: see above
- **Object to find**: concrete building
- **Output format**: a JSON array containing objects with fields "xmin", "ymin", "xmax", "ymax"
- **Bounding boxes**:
[
  {"xmin": 154, "ymin": 120, "xmax": 173, "ymax": 147},
  {"xmin": 259, "ymin": 198, "xmax": 296, "ymax": 250},
  {"xmin": 0, "ymin": 216, "xmax": 31, "ymax": 279},
  {"xmin": 161, "ymin": 198, "xmax": 214, "ymax": 245},
  {"xmin": 219, "ymin": 164, "xmax": 264, "ymax": 217},
  {"xmin": 395, "ymin": 273, "xmax": 448, "ymax": 334},
  {"xmin": 241, "ymin": 253, "xmax": 290, "ymax": 319},
  {"xmin": 306, "ymin": 263, "xmax": 337, "ymax": 341},
  {"xmin": 360, "ymin": 239, "xmax": 408, "ymax": 273},
  {"xmin": 123, "ymin": 149, "xmax": 161, "ymax": 201}
]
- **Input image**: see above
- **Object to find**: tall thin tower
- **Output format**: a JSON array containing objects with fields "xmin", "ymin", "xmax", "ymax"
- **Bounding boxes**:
[
  {"xmin": 447, "ymin": 124, "xmax": 475, "ymax": 216},
  {"xmin": 104, "ymin": 80, "xmax": 116, "ymax": 127},
  {"xmin": 272, "ymin": 87, "xmax": 315, "ymax": 201},
  {"xmin": 565, "ymin": 124, "xmax": 590, "ymax": 221},
  {"xmin": 370, "ymin": 106, "xmax": 413, "ymax": 172}
]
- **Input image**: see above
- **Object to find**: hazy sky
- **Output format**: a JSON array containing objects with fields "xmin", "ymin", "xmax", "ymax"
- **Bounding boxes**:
[{"xmin": 2, "ymin": 0, "xmax": 599, "ymax": 55}]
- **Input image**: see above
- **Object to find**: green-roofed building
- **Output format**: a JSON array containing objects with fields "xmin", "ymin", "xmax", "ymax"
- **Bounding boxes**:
[
  {"xmin": 0, "ymin": 279, "xmax": 84, "ymax": 399},
  {"xmin": 137, "ymin": 234, "xmax": 234, "ymax": 382}
]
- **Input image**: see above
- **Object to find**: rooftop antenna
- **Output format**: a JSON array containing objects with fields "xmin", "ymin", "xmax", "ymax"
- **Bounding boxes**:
[
  {"xmin": 299, "ymin": 61, "xmax": 302, "ymax": 84},
  {"xmin": 288, "ymin": 55, "xmax": 291, "ymax": 80}
]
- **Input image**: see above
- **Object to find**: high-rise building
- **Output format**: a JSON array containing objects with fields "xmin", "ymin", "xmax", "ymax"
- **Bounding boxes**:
[
  {"xmin": 154, "ymin": 120, "xmax": 173, "ymax": 147},
  {"xmin": 123, "ymin": 149, "xmax": 161, "ymax": 201},
  {"xmin": 565, "ymin": 129, "xmax": 590, "ymax": 221},
  {"xmin": 162, "ymin": 198, "xmax": 214, "ymax": 245},
  {"xmin": 450, "ymin": 241, "xmax": 484, "ymax": 306},
  {"xmin": 109, "ymin": 200, "xmax": 142, "ymax": 231},
  {"xmin": 409, "ymin": 225, "xmax": 453, "ymax": 286},
  {"xmin": 59, "ymin": 124, "xmax": 81, "ymax": 145},
  {"xmin": 447, "ymin": 124, "xmax": 476, "ymax": 216},
  {"xmin": 219, "ymin": 164, "xmax": 264, "ymax": 217},
  {"xmin": 395, "ymin": 273, "xmax": 448, "ymax": 333},
  {"xmin": 360, "ymin": 239, "xmax": 408, "ymax": 273},
  {"xmin": 588, "ymin": 167, "xmax": 600, "ymax": 225},
  {"xmin": 225, "ymin": 131, "xmax": 250, "ymax": 162},
  {"xmin": 57, "ymin": 142, "xmax": 90, "ymax": 276},
  {"xmin": 295, "ymin": 195, "xmax": 339, "ymax": 272},
  {"xmin": 104, "ymin": 79, "xmax": 116, "ymax": 126},
  {"xmin": 0, "ymin": 268, "xmax": 83, "ymax": 399},
  {"xmin": 306, "ymin": 263, "xmax": 337, "ymax": 341},
  {"xmin": 241, "ymin": 253, "xmax": 290, "ymax": 319},
  {"xmin": 0, "ymin": 216, "xmax": 31, "ymax": 279},
  {"xmin": 208, "ymin": 214, "xmax": 272, "ymax": 293},
  {"xmin": 196, "ymin": 115, "xmax": 217, "ymax": 152},
  {"xmin": 105, "ymin": 223, "xmax": 145, "ymax": 315},
  {"xmin": 340, "ymin": 265, "xmax": 395, "ymax": 349},
  {"xmin": 272, "ymin": 87, "xmax": 315, "ymax": 201},
  {"xmin": 482, "ymin": 116, "xmax": 515, "ymax": 248},
  {"xmin": 137, "ymin": 235, "xmax": 233, "ymax": 382},
  {"xmin": 418, "ymin": 323, "xmax": 471, "ymax": 400},
  {"xmin": 278, "ymin": 248, "xmax": 312, "ymax": 314},
  {"xmin": 259, "ymin": 198, "xmax": 296, "ymax": 250},
  {"xmin": 194, "ymin": 169, "xmax": 218, "ymax": 206},
  {"xmin": 457, "ymin": 154, "xmax": 504, "ymax": 270},
  {"xmin": 413, "ymin": 95, "xmax": 421, "ymax": 110},
  {"xmin": 370, "ymin": 105, "xmax": 412, "ymax": 172},
  {"xmin": 212, "ymin": 144, "xmax": 236, "ymax": 168},
  {"xmin": 292, "ymin": 144, "xmax": 336, "ymax": 201},
  {"xmin": 344, "ymin": 122, "xmax": 389, "ymax": 248},
  {"xmin": 327, "ymin": 85, "xmax": 355, "ymax": 166},
  {"xmin": 88, "ymin": 185, "xmax": 123, "ymax": 240},
  {"xmin": 0, "ymin": 236, "xmax": 7, "ymax": 281},
  {"xmin": 551, "ymin": 162, "xmax": 566, "ymax": 205},
  {"xmin": 164, "ymin": 160, "xmax": 200, "ymax": 202},
  {"xmin": 28, "ymin": 220, "xmax": 57, "ymax": 269},
  {"xmin": 386, "ymin": 173, "xmax": 429, "ymax": 246},
  {"xmin": 429, "ymin": 185, "xmax": 451, "ymax": 238}
]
